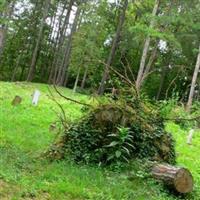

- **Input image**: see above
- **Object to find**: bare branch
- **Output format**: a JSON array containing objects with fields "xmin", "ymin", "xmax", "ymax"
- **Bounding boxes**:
[
  {"xmin": 53, "ymin": 84, "xmax": 92, "ymax": 107},
  {"xmin": 164, "ymin": 115, "xmax": 200, "ymax": 122},
  {"xmin": 97, "ymin": 59, "xmax": 139, "ymax": 97},
  {"xmin": 47, "ymin": 86, "xmax": 68, "ymax": 129}
]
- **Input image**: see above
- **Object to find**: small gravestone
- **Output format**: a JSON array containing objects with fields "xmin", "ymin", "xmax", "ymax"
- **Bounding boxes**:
[
  {"xmin": 32, "ymin": 90, "xmax": 40, "ymax": 106},
  {"xmin": 12, "ymin": 96, "xmax": 22, "ymax": 106}
]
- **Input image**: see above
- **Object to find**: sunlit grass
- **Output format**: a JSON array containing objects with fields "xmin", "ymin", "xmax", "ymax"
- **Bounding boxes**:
[{"xmin": 0, "ymin": 81, "xmax": 199, "ymax": 199}]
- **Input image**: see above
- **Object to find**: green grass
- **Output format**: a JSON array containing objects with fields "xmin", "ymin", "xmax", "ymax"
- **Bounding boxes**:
[{"xmin": 0, "ymin": 81, "xmax": 200, "ymax": 200}]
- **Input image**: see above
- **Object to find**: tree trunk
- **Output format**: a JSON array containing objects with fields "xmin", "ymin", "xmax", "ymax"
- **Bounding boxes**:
[
  {"xmin": 53, "ymin": 0, "xmax": 74, "ymax": 84},
  {"xmin": 136, "ymin": 0, "xmax": 160, "ymax": 91},
  {"xmin": 0, "ymin": 28, "xmax": 4, "ymax": 55},
  {"xmin": 27, "ymin": 0, "xmax": 50, "ymax": 81},
  {"xmin": 156, "ymin": 65, "xmax": 167, "ymax": 100},
  {"xmin": 63, "ymin": 71, "xmax": 69, "ymax": 87},
  {"xmin": 56, "ymin": 6, "xmax": 81, "ymax": 86},
  {"xmin": 152, "ymin": 164, "xmax": 193, "ymax": 194},
  {"xmin": 73, "ymin": 66, "xmax": 81, "ymax": 93},
  {"xmin": 48, "ymin": 2, "xmax": 68, "ymax": 83},
  {"xmin": 11, "ymin": 54, "xmax": 22, "ymax": 81},
  {"xmin": 0, "ymin": 1, "xmax": 15, "ymax": 59},
  {"xmin": 81, "ymin": 65, "xmax": 88, "ymax": 89},
  {"xmin": 140, "ymin": 44, "xmax": 158, "ymax": 84},
  {"xmin": 98, "ymin": 0, "xmax": 128, "ymax": 95},
  {"xmin": 186, "ymin": 44, "xmax": 200, "ymax": 112}
]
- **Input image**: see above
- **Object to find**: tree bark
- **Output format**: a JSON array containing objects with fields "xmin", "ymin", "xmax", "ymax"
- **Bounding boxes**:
[
  {"xmin": 56, "ymin": 6, "xmax": 81, "ymax": 86},
  {"xmin": 140, "ymin": 44, "xmax": 158, "ymax": 84},
  {"xmin": 152, "ymin": 164, "xmax": 193, "ymax": 194},
  {"xmin": 73, "ymin": 66, "xmax": 81, "ymax": 93},
  {"xmin": 81, "ymin": 65, "xmax": 88, "ymax": 89},
  {"xmin": 186, "ymin": 44, "xmax": 200, "ymax": 112},
  {"xmin": 0, "ymin": 1, "xmax": 15, "ymax": 59},
  {"xmin": 11, "ymin": 53, "xmax": 22, "ymax": 81},
  {"xmin": 156, "ymin": 65, "xmax": 167, "ymax": 100},
  {"xmin": 53, "ymin": 0, "xmax": 74, "ymax": 84},
  {"xmin": 27, "ymin": 0, "xmax": 50, "ymax": 81},
  {"xmin": 48, "ymin": 2, "xmax": 68, "ymax": 83},
  {"xmin": 98, "ymin": 0, "xmax": 129, "ymax": 95},
  {"xmin": 136, "ymin": 0, "xmax": 160, "ymax": 91},
  {"xmin": 0, "ymin": 28, "xmax": 4, "ymax": 54}
]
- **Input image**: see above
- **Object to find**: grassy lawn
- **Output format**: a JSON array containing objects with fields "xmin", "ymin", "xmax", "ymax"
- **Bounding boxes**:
[{"xmin": 0, "ymin": 81, "xmax": 199, "ymax": 200}]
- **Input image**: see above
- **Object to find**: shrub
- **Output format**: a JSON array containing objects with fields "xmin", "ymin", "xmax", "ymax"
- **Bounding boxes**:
[{"xmin": 48, "ymin": 101, "xmax": 176, "ymax": 165}]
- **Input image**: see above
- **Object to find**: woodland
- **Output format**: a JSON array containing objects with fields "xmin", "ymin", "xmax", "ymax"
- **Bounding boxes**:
[{"xmin": 0, "ymin": 0, "xmax": 200, "ymax": 199}]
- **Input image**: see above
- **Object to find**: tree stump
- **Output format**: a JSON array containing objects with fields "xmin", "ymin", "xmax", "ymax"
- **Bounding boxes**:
[
  {"xmin": 11, "ymin": 96, "xmax": 22, "ymax": 106},
  {"xmin": 152, "ymin": 164, "xmax": 193, "ymax": 193}
]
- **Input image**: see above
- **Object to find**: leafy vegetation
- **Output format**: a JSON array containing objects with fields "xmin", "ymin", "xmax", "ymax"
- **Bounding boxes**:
[{"xmin": 49, "ymin": 102, "xmax": 175, "ymax": 165}]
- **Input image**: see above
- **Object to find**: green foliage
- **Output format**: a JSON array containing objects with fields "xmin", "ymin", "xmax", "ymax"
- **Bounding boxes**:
[
  {"xmin": 52, "ymin": 101, "xmax": 176, "ymax": 165},
  {"xmin": 105, "ymin": 126, "xmax": 135, "ymax": 163},
  {"xmin": 159, "ymin": 97, "xmax": 179, "ymax": 118},
  {"xmin": 159, "ymin": 99, "xmax": 200, "ymax": 129}
]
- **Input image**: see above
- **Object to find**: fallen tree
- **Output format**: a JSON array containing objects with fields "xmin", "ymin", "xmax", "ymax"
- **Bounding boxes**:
[{"xmin": 47, "ymin": 99, "xmax": 176, "ymax": 165}]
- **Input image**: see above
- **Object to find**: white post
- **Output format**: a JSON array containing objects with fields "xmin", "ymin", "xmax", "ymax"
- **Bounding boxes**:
[
  {"xmin": 32, "ymin": 90, "xmax": 41, "ymax": 106},
  {"xmin": 187, "ymin": 129, "xmax": 194, "ymax": 145}
]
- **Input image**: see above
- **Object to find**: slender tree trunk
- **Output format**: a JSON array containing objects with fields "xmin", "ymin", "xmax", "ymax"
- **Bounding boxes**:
[
  {"xmin": 27, "ymin": 0, "xmax": 50, "ymax": 81},
  {"xmin": 0, "ymin": 1, "xmax": 15, "ymax": 60},
  {"xmin": 19, "ymin": 65, "xmax": 26, "ymax": 81},
  {"xmin": 56, "ymin": 6, "xmax": 81, "ymax": 86},
  {"xmin": 186, "ymin": 44, "xmax": 200, "ymax": 112},
  {"xmin": 11, "ymin": 54, "xmax": 22, "ymax": 81},
  {"xmin": 140, "ymin": 44, "xmax": 158, "ymax": 84},
  {"xmin": 98, "ymin": 0, "xmax": 128, "ymax": 95},
  {"xmin": 136, "ymin": 0, "xmax": 160, "ymax": 91},
  {"xmin": 0, "ymin": 29, "xmax": 4, "ymax": 55},
  {"xmin": 81, "ymin": 65, "xmax": 88, "ymax": 89},
  {"xmin": 53, "ymin": 0, "xmax": 74, "ymax": 84},
  {"xmin": 73, "ymin": 66, "xmax": 81, "ymax": 93},
  {"xmin": 156, "ymin": 66, "xmax": 167, "ymax": 100},
  {"xmin": 48, "ymin": 2, "xmax": 68, "ymax": 83},
  {"xmin": 63, "ymin": 71, "xmax": 69, "ymax": 86}
]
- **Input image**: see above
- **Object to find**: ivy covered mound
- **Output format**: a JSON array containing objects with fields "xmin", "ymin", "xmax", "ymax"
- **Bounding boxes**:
[{"xmin": 49, "ymin": 102, "xmax": 176, "ymax": 165}]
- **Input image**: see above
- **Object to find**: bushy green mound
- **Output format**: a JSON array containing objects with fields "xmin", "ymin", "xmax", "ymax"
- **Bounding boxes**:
[{"xmin": 49, "ymin": 101, "xmax": 176, "ymax": 165}]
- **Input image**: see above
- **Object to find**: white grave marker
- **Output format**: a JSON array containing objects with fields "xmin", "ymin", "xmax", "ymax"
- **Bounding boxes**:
[
  {"xmin": 32, "ymin": 90, "xmax": 40, "ymax": 106},
  {"xmin": 187, "ymin": 129, "xmax": 194, "ymax": 145}
]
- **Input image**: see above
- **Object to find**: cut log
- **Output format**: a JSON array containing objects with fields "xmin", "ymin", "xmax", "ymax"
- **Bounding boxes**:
[{"xmin": 152, "ymin": 164, "xmax": 193, "ymax": 193}]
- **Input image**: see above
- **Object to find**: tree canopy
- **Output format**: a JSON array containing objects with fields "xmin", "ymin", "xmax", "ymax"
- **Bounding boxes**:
[{"xmin": 0, "ymin": 0, "xmax": 199, "ymax": 105}]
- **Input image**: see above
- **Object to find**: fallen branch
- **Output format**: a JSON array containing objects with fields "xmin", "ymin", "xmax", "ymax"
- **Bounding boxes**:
[
  {"xmin": 164, "ymin": 115, "xmax": 200, "ymax": 122},
  {"xmin": 47, "ymin": 86, "xmax": 68, "ymax": 129},
  {"xmin": 53, "ymin": 84, "xmax": 92, "ymax": 107},
  {"xmin": 97, "ymin": 59, "xmax": 139, "ymax": 97}
]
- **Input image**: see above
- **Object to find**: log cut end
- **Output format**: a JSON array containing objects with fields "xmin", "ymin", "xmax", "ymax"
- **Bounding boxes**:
[{"xmin": 174, "ymin": 168, "xmax": 193, "ymax": 193}]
